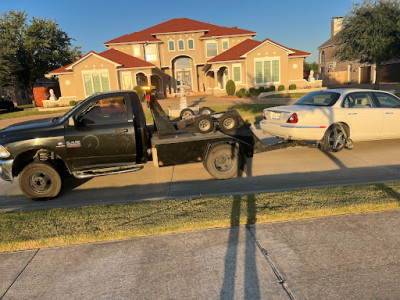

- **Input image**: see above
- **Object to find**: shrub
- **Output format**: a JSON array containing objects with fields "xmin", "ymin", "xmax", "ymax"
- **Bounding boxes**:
[
  {"xmin": 249, "ymin": 87, "xmax": 258, "ymax": 95},
  {"xmin": 258, "ymin": 87, "xmax": 265, "ymax": 93},
  {"xmin": 289, "ymin": 84, "xmax": 297, "ymax": 90},
  {"xmin": 133, "ymin": 86, "xmax": 143, "ymax": 99},
  {"xmin": 235, "ymin": 90, "xmax": 244, "ymax": 98},
  {"xmin": 226, "ymin": 80, "xmax": 236, "ymax": 96},
  {"xmin": 278, "ymin": 85, "xmax": 285, "ymax": 91},
  {"xmin": 269, "ymin": 86, "xmax": 276, "ymax": 92},
  {"xmin": 69, "ymin": 101, "xmax": 76, "ymax": 106},
  {"xmin": 245, "ymin": 92, "xmax": 252, "ymax": 97}
]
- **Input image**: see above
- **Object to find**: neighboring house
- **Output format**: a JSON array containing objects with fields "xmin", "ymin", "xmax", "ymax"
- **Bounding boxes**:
[
  {"xmin": 318, "ymin": 17, "xmax": 400, "ymax": 86},
  {"xmin": 49, "ymin": 18, "xmax": 316, "ymax": 102}
]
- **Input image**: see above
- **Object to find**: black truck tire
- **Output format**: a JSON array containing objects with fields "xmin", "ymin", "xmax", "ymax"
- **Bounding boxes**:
[
  {"xmin": 195, "ymin": 115, "xmax": 214, "ymax": 134},
  {"xmin": 204, "ymin": 143, "xmax": 240, "ymax": 179},
  {"xmin": 199, "ymin": 107, "xmax": 213, "ymax": 115},
  {"xmin": 19, "ymin": 162, "xmax": 62, "ymax": 199},
  {"xmin": 180, "ymin": 108, "xmax": 195, "ymax": 120},
  {"xmin": 219, "ymin": 112, "xmax": 238, "ymax": 133}
]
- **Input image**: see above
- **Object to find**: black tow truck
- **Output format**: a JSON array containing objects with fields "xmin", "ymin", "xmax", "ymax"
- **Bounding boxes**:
[{"xmin": 0, "ymin": 90, "xmax": 269, "ymax": 199}]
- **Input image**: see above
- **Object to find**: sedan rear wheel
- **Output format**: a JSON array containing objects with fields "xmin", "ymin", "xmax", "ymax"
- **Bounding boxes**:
[{"xmin": 322, "ymin": 124, "xmax": 348, "ymax": 152}]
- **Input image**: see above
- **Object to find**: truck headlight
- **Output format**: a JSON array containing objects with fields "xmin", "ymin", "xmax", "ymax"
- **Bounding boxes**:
[{"xmin": 0, "ymin": 145, "xmax": 10, "ymax": 158}]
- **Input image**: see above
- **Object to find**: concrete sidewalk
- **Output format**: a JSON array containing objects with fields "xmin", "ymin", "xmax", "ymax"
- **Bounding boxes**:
[{"xmin": 1, "ymin": 210, "xmax": 399, "ymax": 299}]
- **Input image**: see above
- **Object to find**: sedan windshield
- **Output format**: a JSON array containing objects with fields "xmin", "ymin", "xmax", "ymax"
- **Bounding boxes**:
[{"xmin": 294, "ymin": 91, "xmax": 341, "ymax": 106}]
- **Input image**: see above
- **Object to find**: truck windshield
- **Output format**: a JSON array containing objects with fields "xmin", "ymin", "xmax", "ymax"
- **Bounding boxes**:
[{"xmin": 294, "ymin": 91, "xmax": 341, "ymax": 106}]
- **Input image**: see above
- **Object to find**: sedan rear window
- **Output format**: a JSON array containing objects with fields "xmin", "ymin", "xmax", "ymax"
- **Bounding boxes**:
[{"xmin": 294, "ymin": 91, "xmax": 341, "ymax": 106}]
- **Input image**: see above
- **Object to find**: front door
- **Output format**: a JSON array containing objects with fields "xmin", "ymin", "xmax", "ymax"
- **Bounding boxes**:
[
  {"xmin": 64, "ymin": 94, "xmax": 137, "ymax": 170},
  {"xmin": 176, "ymin": 70, "xmax": 192, "ymax": 91}
]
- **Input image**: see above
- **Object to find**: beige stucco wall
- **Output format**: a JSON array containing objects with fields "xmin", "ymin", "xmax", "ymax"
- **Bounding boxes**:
[
  {"xmin": 58, "ymin": 73, "xmax": 77, "ymax": 100},
  {"xmin": 288, "ymin": 57, "xmax": 304, "ymax": 81}
]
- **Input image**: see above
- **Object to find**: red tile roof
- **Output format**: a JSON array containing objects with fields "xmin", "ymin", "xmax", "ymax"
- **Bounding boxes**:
[
  {"xmin": 207, "ymin": 38, "xmax": 310, "ymax": 63},
  {"xmin": 207, "ymin": 39, "xmax": 262, "ymax": 63},
  {"xmin": 100, "ymin": 49, "xmax": 155, "ymax": 68},
  {"xmin": 49, "ymin": 49, "xmax": 155, "ymax": 74},
  {"xmin": 104, "ymin": 18, "xmax": 256, "ymax": 45}
]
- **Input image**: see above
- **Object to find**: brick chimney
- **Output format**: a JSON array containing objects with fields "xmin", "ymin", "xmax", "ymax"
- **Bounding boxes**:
[{"xmin": 331, "ymin": 16, "xmax": 344, "ymax": 37}]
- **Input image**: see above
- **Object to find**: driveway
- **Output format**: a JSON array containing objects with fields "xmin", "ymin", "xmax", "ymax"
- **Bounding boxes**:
[{"xmin": 1, "ymin": 209, "xmax": 399, "ymax": 299}]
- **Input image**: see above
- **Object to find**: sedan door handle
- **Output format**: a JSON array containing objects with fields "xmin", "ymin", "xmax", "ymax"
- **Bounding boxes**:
[
  {"xmin": 348, "ymin": 113, "xmax": 358, "ymax": 115},
  {"xmin": 385, "ymin": 112, "xmax": 394, "ymax": 114},
  {"xmin": 114, "ymin": 129, "xmax": 128, "ymax": 134}
]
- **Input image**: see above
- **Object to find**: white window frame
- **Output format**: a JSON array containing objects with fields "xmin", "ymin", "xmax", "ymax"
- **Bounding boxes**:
[
  {"xmin": 187, "ymin": 38, "xmax": 195, "ymax": 50},
  {"xmin": 82, "ymin": 69, "xmax": 111, "ymax": 97},
  {"xmin": 206, "ymin": 41, "xmax": 218, "ymax": 58},
  {"xmin": 133, "ymin": 45, "xmax": 140, "ymax": 57},
  {"xmin": 168, "ymin": 40, "xmax": 175, "ymax": 52},
  {"xmin": 232, "ymin": 63, "xmax": 242, "ymax": 83},
  {"xmin": 145, "ymin": 44, "xmax": 157, "ymax": 61},
  {"xmin": 254, "ymin": 57, "xmax": 281, "ymax": 86},
  {"xmin": 121, "ymin": 71, "xmax": 133, "ymax": 90},
  {"xmin": 222, "ymin": 39, "xmax": 229, "ymax": 51},
  {"xmin": 178, "ymin": 39, "xmax": 185, "ymax": 51}
]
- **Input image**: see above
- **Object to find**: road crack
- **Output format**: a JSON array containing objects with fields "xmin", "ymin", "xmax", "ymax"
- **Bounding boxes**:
[
  {"xmin": 0, "ymin": 248, "xmax": 40, "ymax": 299},
  {"xmin": 246, "ymin": 225, "xmax": 296, "ymax": 300}
]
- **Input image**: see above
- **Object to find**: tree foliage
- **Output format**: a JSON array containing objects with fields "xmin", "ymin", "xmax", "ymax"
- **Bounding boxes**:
[
  {"xmin": 334, "ymin": 0, "xmax": 400, "ymax": 89},
  {"xmin": 303, "ymin": 61, "xmax": 319, "ymax": 74},
  {"xmin": 0, "ymin": 10, "xmax": 82, "ymax": 97}
]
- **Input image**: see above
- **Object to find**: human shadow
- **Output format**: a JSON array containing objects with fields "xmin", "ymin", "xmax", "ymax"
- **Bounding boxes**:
[{"xmin": 220, "ymin": 155, "xmax": 261, "ymax": 299}]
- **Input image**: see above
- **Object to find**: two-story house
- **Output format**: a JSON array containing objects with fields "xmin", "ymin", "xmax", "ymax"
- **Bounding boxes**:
[
  {"xmin": 318, "ymin": 17, "xmax": 400, "ymax": 86},
  {"xmin": 49, "ymin": 18, "xmax": 315, "ymax": 102}
]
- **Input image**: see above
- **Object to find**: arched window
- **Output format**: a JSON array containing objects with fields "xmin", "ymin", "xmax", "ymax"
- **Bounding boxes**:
[{"xmin": 321, "ymin": 51, "xmax": 325, "ymax": 63}]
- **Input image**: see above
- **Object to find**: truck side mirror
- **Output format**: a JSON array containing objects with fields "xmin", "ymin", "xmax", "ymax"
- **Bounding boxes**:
[{"xmin": 68, "ymin": 117, "xmax": 75, "ymax": 127}]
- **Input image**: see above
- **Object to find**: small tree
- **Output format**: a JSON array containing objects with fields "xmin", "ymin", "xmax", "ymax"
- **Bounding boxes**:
[
  {"xmin": 303, "ymin": 61, "xmax": 319, "ymax": 74},
  {"xmin": 334, "ymin": 0, "xmax": 400, "ymax": 89},
  {"xmin": 226, "ymin": 80, "xmax": 235, "ymax": 96}
]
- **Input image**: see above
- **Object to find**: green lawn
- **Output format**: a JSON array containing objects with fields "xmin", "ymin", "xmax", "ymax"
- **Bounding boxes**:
[
  {"xmin": 261, "ymin": 93, "xmax": 307, "ymax": 99},
  {"xmin": 1, "ymin": 181, "xmax": 399, "ymax": 252},
  {"xmin": 0, "ymin": 107, "xmax": 70, "ymax": 121}
]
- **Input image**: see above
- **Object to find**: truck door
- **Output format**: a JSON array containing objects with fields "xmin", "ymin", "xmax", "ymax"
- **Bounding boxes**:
[{"xmin": 64, "ymin": 94, "xmax": 137, "ymax": 170}]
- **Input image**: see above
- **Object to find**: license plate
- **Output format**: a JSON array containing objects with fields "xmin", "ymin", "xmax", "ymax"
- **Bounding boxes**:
[{"xmin": 271, "ymin": 111, "xmax": 281, "ymax": 120}]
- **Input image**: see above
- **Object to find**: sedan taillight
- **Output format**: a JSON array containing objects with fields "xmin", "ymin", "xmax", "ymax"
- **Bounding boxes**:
[
  {"xmin": 287, "ymin": 113, "xmax": 298, "ymax": 123},
  {"xmin": 263, "ymin": 110, "xmax": 267, "ymax": 120}
]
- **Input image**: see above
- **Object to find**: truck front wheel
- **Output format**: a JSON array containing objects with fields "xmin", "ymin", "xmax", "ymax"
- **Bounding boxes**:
[
  {"xmin": 19, "ymin": 162, "xmax": 62, "ymax": 199},
  {"xmin": 204, "ymin": 143, "xmax": 240, "ymax": 179}
]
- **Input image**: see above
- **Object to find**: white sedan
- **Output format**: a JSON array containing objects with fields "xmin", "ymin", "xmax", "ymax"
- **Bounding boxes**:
[{"xmin": 260, "ymin": 89, "xmax": 400, "ymax": 152}]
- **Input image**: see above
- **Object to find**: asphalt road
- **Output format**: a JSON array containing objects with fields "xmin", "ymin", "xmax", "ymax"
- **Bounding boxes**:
[
  {"xmin": 1, "ymin": 210, "xmax": 399, "ymax": 299},
  {"xmin": 1, "ymin": 126, "xmax": 400, "ymax": 211}
]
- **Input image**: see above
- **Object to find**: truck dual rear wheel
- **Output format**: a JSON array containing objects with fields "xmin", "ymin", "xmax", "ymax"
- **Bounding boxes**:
[
  {"xmin": 204, "ymin": 143, "xmax": 240, "ymax": 179},
  {"xmin": 19, "ymin": 162, "xmax": 62, "ymax": 199}
]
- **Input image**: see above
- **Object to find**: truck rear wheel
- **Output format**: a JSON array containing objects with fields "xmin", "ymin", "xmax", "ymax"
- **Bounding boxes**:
[
  {"xmin": 19, "ymin": 162, "xmax": 62, "ymax": 199},
  {"xmin": 204, "ymin": 143, "xmax": 240, "ymax": 179}
]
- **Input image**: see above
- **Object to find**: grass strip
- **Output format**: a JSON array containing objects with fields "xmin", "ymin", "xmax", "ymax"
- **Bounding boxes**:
[
  {"xmin": 0, "ymin": 108, "xmax": 69, "ymax": 120},
  {"xmin": 1, "ymin": 182, "xmax": 399, "ymax": 252},
  {"xmin": 261, "ymin": 93, "xmax": 306, "ymax": 99}
]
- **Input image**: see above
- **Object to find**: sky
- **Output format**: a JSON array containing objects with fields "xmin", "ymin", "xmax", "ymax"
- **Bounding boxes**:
[{"xmin": 1, "ymin": 0, "xmax": 361, "ymax": 63}]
